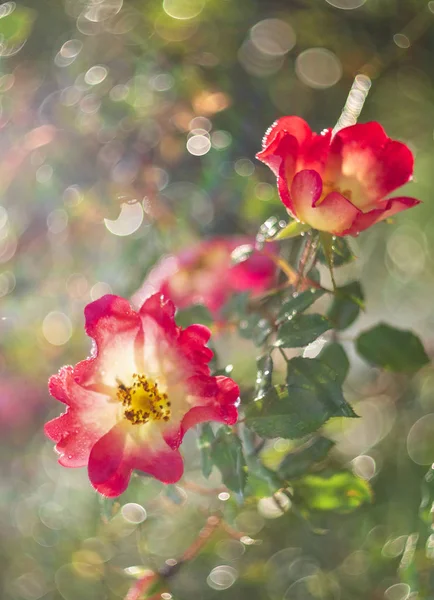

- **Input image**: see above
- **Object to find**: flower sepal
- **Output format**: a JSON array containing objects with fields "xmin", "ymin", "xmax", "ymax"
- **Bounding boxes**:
[{"xmin": 271, "ymin": 220, "xmax": 312, "ymax": 241}]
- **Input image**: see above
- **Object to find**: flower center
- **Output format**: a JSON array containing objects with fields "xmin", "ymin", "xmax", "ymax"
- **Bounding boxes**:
[{"xmin": 117, "ymin": 374, "xmax": 171, "ymax": 425}]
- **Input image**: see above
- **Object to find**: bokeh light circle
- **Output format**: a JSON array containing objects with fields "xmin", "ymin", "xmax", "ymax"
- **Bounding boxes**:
[
  {"xmin": 207, "ymin": 565, "xmax": 238, "ymax": 590},
  {"xmin": 186, "ymin": 134, "xmax": 211, "ymax": 156},
  {"xmin": 163, "ymin": 0, "xmax": 205, "ymax": 20},
  {"xmin": 295, "ymin": 48, "xmax": 342, "ymax": 89},
  {"xmin": 325, "ymin": 0, "xmax": 366, "ymax": 8},
  {"xmin": 384, "ymin": 583, "xmax": 411, "ymax": 600},
  {"xmin": 85, "ymin": 65, "xmax": 108, "ymax": 85},
  {"xmin": 42, "ymin": 312, "xmax": 73, "ymax": 346},
  {"xmin": 104, "ymin": 202, "xmax": 144, "ymax": 236},
  {"xmin": 121, "ymin": 503, "xmax": 147, "ymax": 524},
  {"xmin": 406, "ymin": 414, "xmax": 434, "ymax": 465},
  {"xmin": 250, "ymin": 18, "xmax": 296, "ymax": 56}
]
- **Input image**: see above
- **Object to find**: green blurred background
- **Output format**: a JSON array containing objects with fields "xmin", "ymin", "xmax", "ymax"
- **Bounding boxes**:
[{"xmin": 1, "ymin": 0, "xmax": 434, "ymax": 598}]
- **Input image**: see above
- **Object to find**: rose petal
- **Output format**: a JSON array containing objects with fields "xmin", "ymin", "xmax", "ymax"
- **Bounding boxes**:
[
  {"xmin": 88, "ymin": 422, "xmax": 184, "ymax": 497},
  {"xmin": 82, "ymin": 295, "xmax": 142, "ymax": 389},
  {"xmin": 178, "ymin": 324, "xmax": 213, "ymax": 368},
  {"xmin": 374, "ymin": 140, "xmax": 414, "ymax": 198},
  {"xmin": 299, "ymin": 129, "xmax": 332, "ymax": 175},
  {"xmin": 45, "ymin": 404, "xmax": 114, "ymax": 468},
  {"xmin": 328, "ymin": 122, "xmax": 414, "ymax": 210},
  {"xmin": 341, "ymin": 196, "xmax": 421, "ymax": 236},
  {"xmin": 290, "ymin": 168, "xmax": 360, "ymax": 234},
  {"xmin": 257, "ymin": 117, "xmax": 312, "ymax": 179},
  {"xmin": 139, "ymin": 293, "xmax": 178, "ymax": 338},
  {"xmin": 290, "ymin": 169, "xmax": 323, "ymax": 219},
  {"xmin": 260, "ymin": 116, "xmax": 312, "ymax": 152}
]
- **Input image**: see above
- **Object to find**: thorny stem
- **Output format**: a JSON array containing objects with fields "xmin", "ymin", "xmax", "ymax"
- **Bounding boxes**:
[
  {"xmin": 261, "ymin": 247, "xmax": 299, "ymax": 284},
  {"xmin": 277, "ymin": 346, "xmax": 289, "ymax": 363},
  {"xmin": 295, "ymin": 233, "xmax": 319, "ymax": 292},
  {"xmin": 125, "ymin": 513, "xmax": 249, "ymax": 600}
]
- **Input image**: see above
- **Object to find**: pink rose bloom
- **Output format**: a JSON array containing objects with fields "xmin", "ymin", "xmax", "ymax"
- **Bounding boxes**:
[
  {"xmin": 257, "ymin": 117, "xmax": 420, "ymax": 236},
  {"xmin": 45, "ymin": 294, "xmax": 239, "ymax": 497},
  {"xmin": 132, "ymin": 237, "xmax": 276, "ymax": 318}
]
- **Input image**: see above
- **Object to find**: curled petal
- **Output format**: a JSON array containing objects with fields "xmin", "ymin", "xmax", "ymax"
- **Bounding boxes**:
[
  {"xmin": 257, "ymin": 130, "xmax": 299, "ymax": 179},
  {"xmin": 290, "ymin": 169, "xmax": 360, "ymax": 234},
  {"xmin": 259, "ymin": 116, "xmax": 312, "ymax": 153},
  {"xmin": 341, "ymin": 196, "xmax": 421, "ymax": 236},
  {"xmin": 291, "ymin": 169, "xmax": 323, "ymax": 216},
  {"xmin": 257, "ymin": 116, "xmax": 312, "ymax": 181}
]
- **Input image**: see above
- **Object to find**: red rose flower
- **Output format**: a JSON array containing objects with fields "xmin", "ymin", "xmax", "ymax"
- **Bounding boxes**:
[
  {"xmin": 45, "ymin": 294, "xmax": 239, "ymax": 497},
  {"xmin": 256, "ymin": 116, "xmax": 420, "ymax": 236},
  {"xmin": 131, "ymin": 237, "xmax": 276, "ymax": 318}
]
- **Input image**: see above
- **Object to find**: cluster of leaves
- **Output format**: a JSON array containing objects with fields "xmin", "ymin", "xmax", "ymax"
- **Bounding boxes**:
[{"xmin": 194, "ymin": 233, "xmax": 430, "ymax": 521}]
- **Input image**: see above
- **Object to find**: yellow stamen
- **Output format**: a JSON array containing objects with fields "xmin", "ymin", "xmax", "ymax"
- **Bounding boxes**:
[{"xmin": 117, "ymin": 374, "xmax": 171, "ymax": 425}]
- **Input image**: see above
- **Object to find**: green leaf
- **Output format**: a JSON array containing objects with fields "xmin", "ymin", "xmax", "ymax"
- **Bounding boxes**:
[
  {"xmin": 198, "ymin": 423, "xmax": 215, "ymax": 479},
  {"xmin": 275, "ymin": 314, "xmax": 331, "ymax": 348},
  {"xmin": 254, "ymin": 354, "xmax": 273, "ymax": 401},
  {"xmin": 286, "ymin": 357, "xmax": 356, "ymax": 419},
  {"xmin": 240, "ymin": 426, "xmax": 281, "ymax": 495},
  {"xmin": 278, "ymin": 436, "xmax": 335, "ymax": 480},
  {"xmin": 328, "ymin": 281, "xmax": 364, "ymax": 330},
  {"xmin": 293, "ymin": 471, "xmax": 372, "ymax": 513},
  {"xmin": 356, "ymin": 323, "xmax": 429, "ymax": 373},
  {"xmin": 246, "ymin": 357, "xmax": 356, "ymax": 439},
  {"xmin": 277, "ymin": 289, "xmax": 326, "ymax": 324},
  {"xmin": 221, "ymin": 292, "xmax": 250, "ymax": 320},
  {"xmin": 239, "ymin": 314, "xmax": 273, "ymax": 346},
  {"xmin": 318, "ymin": 342, "xmax": 349, "ymax": 383},
  {"xmin": 0, "ymin": 4, "xmax": 35, "ymax": 53},
  {"xmin": 231, "ymin": 244, "xmax": 254, "ymax": 265},
  {"xmin": 211, "ymin": 427, "xmax": 247, "ymax": 496},
  {"xmin": 318, "ymin": 236, "xmax": 354, "ymax": 267},
  {"xmin": 176, "ymin": 304, "xmax": 213, "ymax": 328},
  {"xmin": 272, "ymin": 220, "xmax": 311, "ymax": 241}
]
